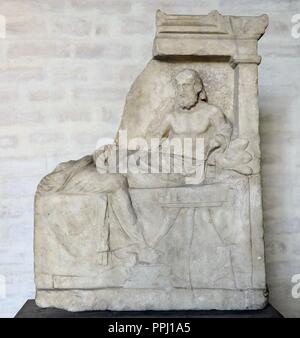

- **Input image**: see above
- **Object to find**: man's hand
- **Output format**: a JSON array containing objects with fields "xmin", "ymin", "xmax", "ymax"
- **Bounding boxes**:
[{"xmin": 210, "ymin": 135, "xmax": 226, "ymax": 152}]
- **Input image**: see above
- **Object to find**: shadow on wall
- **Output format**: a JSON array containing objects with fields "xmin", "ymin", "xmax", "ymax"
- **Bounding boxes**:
[{"xmin": 259, "ymin": 88, "xmax": 300, "ymax": 317}]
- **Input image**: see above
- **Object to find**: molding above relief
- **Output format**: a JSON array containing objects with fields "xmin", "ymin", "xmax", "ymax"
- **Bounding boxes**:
[
  {"xmin": 156, "ymin": 10, "xmax": 268, "ymax": 38},
  {"xmin": 153, "ymin": 10, "xmax": 269, "ymax": 59}
]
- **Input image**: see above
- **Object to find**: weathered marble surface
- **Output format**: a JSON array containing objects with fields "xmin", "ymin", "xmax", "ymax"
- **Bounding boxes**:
[{"xmin": 34, "ymin": 10, "xmax": 268, "ymax": 311}]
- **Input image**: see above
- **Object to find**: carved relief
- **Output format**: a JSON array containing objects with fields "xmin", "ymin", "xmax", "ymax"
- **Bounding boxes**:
[{"xmin": 34, "ymin": 10, "xmax": 268, "ymax": 311}]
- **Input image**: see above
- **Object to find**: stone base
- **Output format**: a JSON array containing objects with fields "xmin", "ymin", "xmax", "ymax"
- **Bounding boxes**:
[
  {"xmin": 35, "ymin": 288, "xmax": 267, "ymax": 312},
  {"xmin": 15, "ymin": 300, "xmax": 283, "ymax": 318},
  {"xmin": 35, "ymin": 179, "xmax": 267, "ymax": 313}
]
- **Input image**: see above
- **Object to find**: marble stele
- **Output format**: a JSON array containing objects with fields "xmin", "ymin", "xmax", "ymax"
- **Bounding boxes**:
[{"xmin": 34, "ymin": 10, "xmax": 269, "ymax": 311}]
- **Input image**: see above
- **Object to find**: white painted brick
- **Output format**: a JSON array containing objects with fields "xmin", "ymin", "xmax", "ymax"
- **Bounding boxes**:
[
  {"xmin": 85, "ymin": 62, "xmax": 119, "ymax": 80},
  {"xmin": 6, "ymin": 16, "xmax": 47, "ymax": 38},
  {"xmin": 99, "ymin": 105, "xmax": 124, "ymax": 125},
  {"xmin": 0, "ymin": 90, "xmax": 19, "ymax": 101},
  {"xmin": 74, "ymin": 42, "xmax": 131, "ymax": 59},
  {"xmin": 1, "ymin": 176, "xmax": 40, "ymax": 198},
  {"xmin": 260, "ymin": 41, "xmax": 300, "ymax": 58},
  {"xmin": 48, "ymin": 63, "xmax": 88, "ymax": 82},
  {"xmin": 28, "ymin": 88, "xmax": 65, "ymax": 102},
  {"xmin": 29, "ymin": 132, "xmax": 64, "ymax": 145},
  {"xmin": 0, "ymin": 0, "xmax": 68, "ymax": 16},
  {"xmin": 120, "ymin": 17, "xmax": 153, "ymax": 34},
  {"xmin": 50, "ymin": 107, "xmax": 93, "ymax": 123},
  {"xmin": 72, "ymin": 86, "xmax": 127, "ymax": 101},
  {"xmin": 119, "ymin": 64, "xmax": 144, "ymax": 81},
  {"xmin": 0, "ymin": 106, "xmax": 44, "ymax": 126},
  {"xmin": 72, "ymin": 130, "xmax": 103, "ymax": 147},
  {"xmin": 0, "ymin": 136, "xmax": 18, "ymax": 148},
  {"xmin": 7, "ymin": 42, "xmax": 71, "ymax": 59},
  {"xmin": 74, "ymin": 43, "xmax": 104, "ymax": 59},
  {"xmin": 70, "ymin": 0, "xmax": 132, "ymax": 15},
  {"xmin": 0, "ymin": 158, "xmax": 46, "ymax": 178},
  {"xmin": 95, "ymin": 23, "xmax": 109, "ymax": 36},
  {"xmin": 132, "ymin": 0, "xmax": 220, "ymax": 14},
  {"xmin": 0, "ymin": 197, "xmax": 33, "ymax": 219},
  {"xmin": 219, "ymin": 0, "xmax": 296, "ymax": 13},
  {"xmin": 0, "ymin": 67, "xmax": 46, "ymax": 82},
  {"xmin": 49, "ymin": 16, "xmax": 92, "ymax": 37}
]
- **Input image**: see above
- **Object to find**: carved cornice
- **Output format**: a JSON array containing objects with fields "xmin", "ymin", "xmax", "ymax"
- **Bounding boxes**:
[
  {"xmin": 153, "ymin": 10, "xmax": 269, "ymax": 59},
  {"xmin": 156, "ymin": 10, "xmax": 268, "ymax": 39}
]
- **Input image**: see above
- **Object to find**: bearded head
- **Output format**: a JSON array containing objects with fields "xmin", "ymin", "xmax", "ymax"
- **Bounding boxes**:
[{"xmin": 175, "ymin": 69, "xmax": 207, "ymax": 109}]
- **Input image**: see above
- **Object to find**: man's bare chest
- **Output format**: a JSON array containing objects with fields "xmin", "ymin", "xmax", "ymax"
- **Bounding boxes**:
[{"xmin": 170, "ymin": 112, "xmax": 211, "ymax": 136}]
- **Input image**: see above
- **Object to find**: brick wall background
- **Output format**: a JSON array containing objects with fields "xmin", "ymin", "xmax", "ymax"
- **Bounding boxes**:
[{"xmin": 0, "ymin": 0, "xmax": 299, "ymax": 317}]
